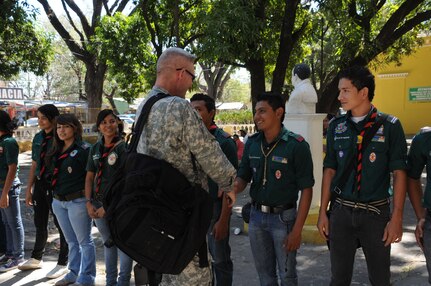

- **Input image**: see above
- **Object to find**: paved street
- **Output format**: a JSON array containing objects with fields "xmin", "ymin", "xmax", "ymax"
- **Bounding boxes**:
[{"xmin": 0, "ymin": 151, "xmax": 429, "ymax": 285}]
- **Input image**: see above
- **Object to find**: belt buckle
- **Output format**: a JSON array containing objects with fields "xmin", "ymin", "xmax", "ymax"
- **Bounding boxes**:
[{"xmin": 261, "ymin": 205, "xmax": 271, "ymax": 213}]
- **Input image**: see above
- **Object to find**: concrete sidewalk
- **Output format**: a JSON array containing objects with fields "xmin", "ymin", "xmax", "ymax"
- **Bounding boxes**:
[{"xmin": 0, "ymin": 151, "xmax": 429, "ymax": 285}]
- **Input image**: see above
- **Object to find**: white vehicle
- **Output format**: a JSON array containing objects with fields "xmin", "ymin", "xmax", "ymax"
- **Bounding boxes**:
[{"xmin": 25, "ymin": 117, "xmax": 39, "ymax": 127}]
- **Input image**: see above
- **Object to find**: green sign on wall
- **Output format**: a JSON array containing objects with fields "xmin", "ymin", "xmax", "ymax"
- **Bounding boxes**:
[{"xmin": 409, "ymin": 87, "xmax": 431, "ymax": 102}]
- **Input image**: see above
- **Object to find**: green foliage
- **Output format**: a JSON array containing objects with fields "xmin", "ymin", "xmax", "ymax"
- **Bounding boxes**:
[
  {"xmin": 0, "ymin": 0, "xmax": 53, "ymax": 78},
  {"xmin": 222, "ymin": 78, "xmax": 251, "ymax": 103},
  {"xmin": 215, "ymin": 110, "xmax": 253, "ymax": 124},
  {"xmin": 308, "ymin": 0, "xmax": 431, "ymax": 111},
  {"xmin": 92, "ymin": 12, "xmax": 154, "ymax": 103}
]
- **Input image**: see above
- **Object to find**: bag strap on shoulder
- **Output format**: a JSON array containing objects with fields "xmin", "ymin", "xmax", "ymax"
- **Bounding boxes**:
[{"xmin": 128, "ymin": 93, "xmax": 171, "ymax": 152}]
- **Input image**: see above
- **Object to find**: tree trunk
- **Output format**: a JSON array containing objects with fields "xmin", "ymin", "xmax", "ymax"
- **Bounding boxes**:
[
  {"xmin": 247, "ymin": 58, "xmax": 266, "ymax": 113},
  {"xmin": 85, "ymin": 62, "xmax": 107, "ymax": 123}
]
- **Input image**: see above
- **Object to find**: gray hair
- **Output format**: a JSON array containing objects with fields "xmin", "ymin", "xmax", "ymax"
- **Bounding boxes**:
[{"xmin": 157, "ymin": 47, "xmax": 196, "ymax": 72}]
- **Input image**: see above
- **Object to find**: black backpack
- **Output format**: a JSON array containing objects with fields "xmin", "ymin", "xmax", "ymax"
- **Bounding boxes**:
[{"xmin": 103, "ymin": 93, "xmax": 212, "ymax": 274}]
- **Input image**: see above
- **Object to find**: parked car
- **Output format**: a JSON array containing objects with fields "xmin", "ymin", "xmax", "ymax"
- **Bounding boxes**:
[
  {"xmin": 25, "ymin": 117, "xmax": 39, "ymax": 127},
  {"xmin": 118, "ymin": 113, "xmax": 136, "ymax": 120}
]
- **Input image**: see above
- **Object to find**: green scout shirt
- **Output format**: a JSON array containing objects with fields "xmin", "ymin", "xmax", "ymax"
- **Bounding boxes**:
[
  {"xmin": 207, "ymin": 127, "xmax": 238, "ymax": 200},
  {"xmin": 324, "ymin": 109, "xmax": 407, "ymax": 202},
  {"xmin": 52, "ymin": 140, "xmax": 90, "ymax": 196},
  {"xmin": 0, "ymin": 135, "xmax": 20, "ymax": 189},
  {"xmin": 86, "ymin": 139, "xmax": 126, "ymax": 200},
  {"xmin": 32, "ymin": 130, "xmax": 54, "ymax": 177},
  {"xmin": 237, "ymin": 126, "xmax": 314, "ymax": 206},
  {"xmin": 407, "ymin": 128, "xmax": 431, "ymax": 208}
]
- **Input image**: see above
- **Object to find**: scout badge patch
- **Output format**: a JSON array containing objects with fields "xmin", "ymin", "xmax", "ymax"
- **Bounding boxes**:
[
  {"xmin": 335, "ymin": 122, "xmax": 347, "ymax": 134},
  {"xmin": 369, "ymin": 152, "xmax": 376, "ymax": 163},
  {"xmin": 275, "ymin": 170, "xmax": 281, "ymax": 179}
]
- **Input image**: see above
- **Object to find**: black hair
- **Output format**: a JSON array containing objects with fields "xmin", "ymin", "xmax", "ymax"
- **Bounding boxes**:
[
  {"xmin": 38, "ymin": 104, "xmax": 60, "ymax": 122},
  {"xmin": 338, "ymin": 65, "xmax": 375, "ymax": 101},
  {"xmin": 96, "ymin": 109, "xmax": 123, "ymax": 138},
  {"xmin": 96, "ymin": 109, "xmax": 119, "ymax": 127},
  {"xmin": 46, "ymin": 114, "xmax": 83, "ymax": 166},
  {"xmin": 190, "ymin": 93, "xmax": 216, "ymax": 121},
  {"xmin": 256, "ymin": 92, "xmax": 285, "ymax": 122},
  {"xmin": 190, "ymin": 93, "xmax": 216, "ymax": 113},
  {"xmin": 0, "ymin": 110, "xmax": 17, "ymax": 135}
]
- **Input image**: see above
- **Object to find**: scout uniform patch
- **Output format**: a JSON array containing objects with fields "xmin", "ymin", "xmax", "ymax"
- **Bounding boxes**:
[
  {"xmin": 108, "ymin": 152, "xmax": 117, "ymax": 165},
  {"xmin": 335, "ymin": 122, "xmax": 348, "ymax": 134},
  {"xmin": 369, "ymin": 152, "xmax": 376, "ymax": 163},
  {"xmin": 275, "ymin": 170, "xmax": 281, "ymax": 179},
  {"xmin": 272, "ymin": 156, "xmax": 288, "ymax": 164}
]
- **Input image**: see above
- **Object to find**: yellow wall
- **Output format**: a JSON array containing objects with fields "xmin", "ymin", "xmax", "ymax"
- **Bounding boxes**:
[{"xmin": 373, "ymin": 36, "xmax": 431, "ymax": 135}]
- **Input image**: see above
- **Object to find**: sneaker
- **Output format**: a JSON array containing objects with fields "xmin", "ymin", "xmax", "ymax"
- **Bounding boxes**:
[
  {"xmin": 0, "ymin": 258, "xmax": 24, "ymax": 272},
  {"xmin": 18, "ymin": 258, "xmax": 43, "ymax": 270},
  {"xmin": 70, "ymin": 283, "xmax": 94, "ymax": 286},
  {"xmin": 0, "ymin": 255, "xmax": 11, "ymax": 265},
  {"xmin": 46, "ymin": 264, "xmax": 68, "ymax": 279},
  {"xmin": 54, "ymin": 278, "xmax": 75, "ymax": 286}
]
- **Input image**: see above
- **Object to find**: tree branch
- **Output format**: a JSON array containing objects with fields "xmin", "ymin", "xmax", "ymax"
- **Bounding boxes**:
[
  {"xmin": 37, "ymin": 0, "xmax": 87, "ymax": 62},
  {"xmin": 61, "ymin": 0, "xmax": 86, "ymax": 45},
  {"xmin": 376, "ymin": 0, "xmax": 424, "ymax": 45},
  {"xmin": 63, "ymin": 0, "xmax": 92, "ymax": 37}
]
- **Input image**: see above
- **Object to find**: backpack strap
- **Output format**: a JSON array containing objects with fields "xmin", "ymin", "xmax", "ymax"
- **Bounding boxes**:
[{"xmin": 128, "ymin": 93, "xmax": 171, "ymax": 152}]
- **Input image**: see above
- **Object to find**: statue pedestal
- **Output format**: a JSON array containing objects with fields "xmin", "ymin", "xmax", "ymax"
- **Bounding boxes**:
[
  {"xmin": 283, "ymin": 113, "xmax": 326, "ymax": 208},
  {"xmin": 283, "ymin": 113, "xmax": 327, "ymax": 244}
]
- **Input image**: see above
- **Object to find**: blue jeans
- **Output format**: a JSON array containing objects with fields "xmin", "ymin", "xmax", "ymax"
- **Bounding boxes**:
[
  {"xmin": 422, "ymin": 212, "xmax": 431, "ymax": 284},
  {"xmin": 0, "ymin": 185, "xmax": 24, "ymax": 260},
  {"xmin": 329, "ymin": 202, "xmax": 391, "ymax": 286},
  {"xmin": 52, "ymin": 197, "xmax": 96, "ymax": 285},
  {"xmin": 94, "ymin": 202, "xmax": 133, "ymax": 286},
  {"xmin": 249, "ymin": 206, "xmax": 297, "ymax": 286},
  {"xmin": 207, "ymin": 200, "xmax": 233, "ymax": 286}
]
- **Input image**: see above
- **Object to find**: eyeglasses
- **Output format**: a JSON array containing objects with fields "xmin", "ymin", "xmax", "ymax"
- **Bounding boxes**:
[{"xmin": 176, "ymin": 68, "xmax": 196, "ymax": 81}]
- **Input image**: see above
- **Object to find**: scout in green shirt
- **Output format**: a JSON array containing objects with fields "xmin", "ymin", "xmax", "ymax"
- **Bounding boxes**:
[
  {"xmin": 407, "ymin": 127, "xmax": 431, "ymax": 282},
  {"xmin": 191, "ymin": 93, "xmax": 238, "ymax": 286},
  {"xmin": 0, "ymin": 110, "xmax": 24, "ymax": 271},
  {"xmin": 317, "ymin": 66, "xmax": 407, "ymax": 286},
  {"xmin": 47, "ymin": 114, "xmax": 96, "ymax": 285},
  {"xmin": 84, "ymin": 109, "xmax": 133, "ymax": 286},
  {"xmin": 19, "ymin": 104, "xmax": 70, "ymax": 277},
  {"xmin": 234, "ymin": 93, "xmax": 314, "ymax": 285}
]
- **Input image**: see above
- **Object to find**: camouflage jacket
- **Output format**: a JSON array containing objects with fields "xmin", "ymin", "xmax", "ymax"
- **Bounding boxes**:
[{"xmin": 136, "ymin": 87, "xmax": 236, "ymax": 191}]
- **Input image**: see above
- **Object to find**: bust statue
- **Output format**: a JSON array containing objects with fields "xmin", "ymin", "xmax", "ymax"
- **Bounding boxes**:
[{"xmin": 285, "ymin": 63, "xmax": 318, "ymax": 114}]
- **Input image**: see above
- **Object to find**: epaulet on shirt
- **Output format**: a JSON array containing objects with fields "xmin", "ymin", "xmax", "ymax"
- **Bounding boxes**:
[
  {"xmin": 420, "ymin": 126, "xmax": 431, "ymax": 134},
  {"xmin": 79, "ymin": 142, "xmax": 90, "ymax": 150},
  {"xmin": 384, "ymin": 114, "xmax": 398, "ymax": 124},
  {"xmin": 220, "ymin": 129, "xmax": 231, "ymax": 139},
  {"xmin": 289, "ymin": 132, "xmax": 304, "ymax": 142},
  {"xmin": 249, "ymin": 132, "xmax": 259, "ymax": 139}
]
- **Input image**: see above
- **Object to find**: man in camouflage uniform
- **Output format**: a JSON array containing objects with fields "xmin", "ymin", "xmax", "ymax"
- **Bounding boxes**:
[
  {"xmin": 136, "ymin": 47, "xmax": 237, "ymax": 286},
  {"xmin": 407, "ymin": 126, "xmax": 431, "ymax": 283}
]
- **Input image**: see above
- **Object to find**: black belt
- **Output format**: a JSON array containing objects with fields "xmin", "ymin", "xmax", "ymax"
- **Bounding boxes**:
[
  {"xmin": 54, "ymin": 190, "xmax": 84, "ymax": 202},
  {"xmin": 253, "ymin": 202, "xmax": 296, "ymax": 214},
  {"xmin": 335, "ymin": 197, "xmax": 389, "ymax": 215}
]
